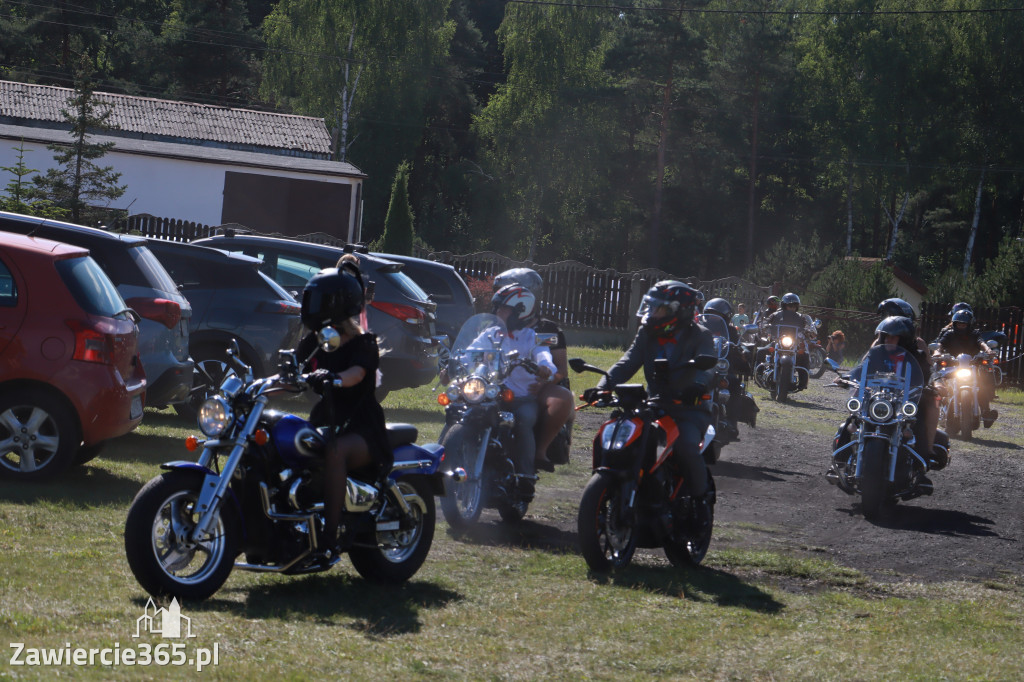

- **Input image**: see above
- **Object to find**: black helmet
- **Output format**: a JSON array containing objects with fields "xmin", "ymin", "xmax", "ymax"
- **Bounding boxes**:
[
  {"xmin": 949, "ymin": 302, "xmax": 973, "ymax": 317},
  {"xmin": 877, "ymin": 297, "xmax": 916, "ymax": 321},
  {"xmin": 875, "ymin": 315, "xmax": 915, "ymax": 346},
  {"xmin": 781, "ymin": 292, "xmax": 800, "ymax": 310},
  {"xmin": 703, "ymin": 297, "xmax": 733, "ymax": 321},
  {"xmin": 301, "ymin": 267, "xmax": 365, "ymax": 331},
  {"xmin": 493, "ymin": 267, "xmax": 543, "ymax": 297},
  {"xmin": 637, "ymin": 280, "xmax": 699, "ymax": 336},
  {"xmin": 951, "ymin": 309, "xmax": 974, "ymax": 327},
  {"xmin": 491, "ymin": 283, "xmax": 538, "ymax": 331}
]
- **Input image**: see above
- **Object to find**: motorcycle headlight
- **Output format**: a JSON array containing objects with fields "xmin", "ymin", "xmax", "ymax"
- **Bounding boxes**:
[
  {"xmin": 902, "ymin": 402, "xmax": 918, "ymax": 418},
  {"xmin": 955, "ymin": 368, "xmax": 972, "ymax": 380},
  {"xmin": 781, "ymin": 336, "xmax": 794, "ymax": 349},
  {"xmin": 600, "ymin": 420, "xmax": 638, "ymax": 451},
  {"xmin": 868, "ymin": 398, "xmax": 894, "ymax": 422},
  {"xmin": 198, "ymin": 397, "xmax": 233, "ymax": 437},
  {"xmin": 847, "ymin": 397, "xmax": 861, "ymax": 413},
  {"xmin": 461, "ymin": 376, "xmax": 487, "ymax": 403}
]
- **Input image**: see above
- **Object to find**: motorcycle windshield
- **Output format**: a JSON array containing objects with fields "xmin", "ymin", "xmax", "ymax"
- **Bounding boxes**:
[
  {"xmin": 449, "ymin": 313, "xmax": 509, "ymax": 377},
  {"xmin": 699, "ymin": 314, "xmax": 731, "ymax": 359},
  {"xmin": 769, "ymin": 323, "xmax": 803, "ymax": 341},
  {"xmin": 850, "ymin": 344, "xmax": 924, "ymax": 404}
]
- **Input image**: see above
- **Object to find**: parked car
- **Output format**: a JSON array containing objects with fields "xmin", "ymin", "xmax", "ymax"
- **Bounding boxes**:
[
  {"xmin": 0, "ymin": 231, "xmax": 147, "ymax": 480},
  {"xmin": 193, "ymin": 233, "xmax": 439, "ymax": 395},
  {"xmin": 369, "ymin": 252, "xmax": 475, "ymax": 342},
  {"xmin": 144, "ymin": 239, "xmax": 305, "ymax": 417},
  {"xmin": 0, "ymin": 211, "xmax": 192, "ymax": 409}
]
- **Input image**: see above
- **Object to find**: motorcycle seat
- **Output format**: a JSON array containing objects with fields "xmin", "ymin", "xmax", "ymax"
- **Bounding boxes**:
[{"xmin": 386, "ymin": 423, "xmax": 419, "ymax": 448}]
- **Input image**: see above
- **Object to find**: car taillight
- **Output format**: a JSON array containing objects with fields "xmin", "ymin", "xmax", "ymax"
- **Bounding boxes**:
[
  {"xmin": 126, "ymin": 297, "xmax": 182, "ymax": 329},
  {"xmin": 370, "ymin": 301, "xmax": 425, "ymax": 324},
  {"xmin": 258, "ymin": 300, "xmax": 301, "ymax": 315},
  {"xmin": 66, "ymin": 320, "xmax": 113, "ymax": 365}
]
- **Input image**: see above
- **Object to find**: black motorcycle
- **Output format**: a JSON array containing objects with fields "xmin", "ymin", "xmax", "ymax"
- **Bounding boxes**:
[
  {"xmin": 699, "ymin": 314, "xmax": 758, "ymax": 464},
  {"xmin": 826, "ymin": 345, "xmax": 940, "ymax": 520},
  {"xmin": 437, "ymin": 313, "xmax": 557, "ymax": 527},
  {"xmin": 571, "ymin": 355, "xmax": 718, "ymax": 572},
  {"xmin": 754, "ymin": 323, "xmax": 810, "ymax": 402}
]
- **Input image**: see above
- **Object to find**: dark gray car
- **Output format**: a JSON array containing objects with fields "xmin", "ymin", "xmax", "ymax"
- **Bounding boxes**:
[
  {"xmin": 144, "ymin": 239, "xmax": 304, "ymax": 417},
  {"xmin": 370, "ymin": 252, "xmax": 475, "ymax": 342},
  {"xmin": 194, "ymin": 234, "xmax": 439, "ymax": 396}
]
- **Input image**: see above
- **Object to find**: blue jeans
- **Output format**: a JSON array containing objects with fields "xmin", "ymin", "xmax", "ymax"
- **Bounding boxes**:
[{"xmin": 510, "ymin": 398, "xmax": 539, "ymax": 475}]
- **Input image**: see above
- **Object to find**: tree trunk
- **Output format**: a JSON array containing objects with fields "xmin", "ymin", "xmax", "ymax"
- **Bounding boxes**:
[
  {"xmin": 846, "ymin": 162, "xmax": 854, "ymax": 256},
  {"xmin": 963, "ymin": 169, "xmax": 986, "ymax": 277},
  {"xmin": 650, "ymin": 69, "xmax": 673, "ymax": 270},
  {"xmin": 745, "ymin": 67, "xmax": 761, "ymax": 271}
]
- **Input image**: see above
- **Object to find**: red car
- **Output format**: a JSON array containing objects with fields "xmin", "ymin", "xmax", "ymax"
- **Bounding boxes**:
[{"xmin": 0, "ymin": 232, "xmax": 147, "ymax": 480}]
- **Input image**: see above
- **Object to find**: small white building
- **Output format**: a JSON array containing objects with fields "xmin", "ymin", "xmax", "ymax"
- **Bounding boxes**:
[{"xmin": 0, "ymin": 80, "xmax": 365, "ymax": 240}]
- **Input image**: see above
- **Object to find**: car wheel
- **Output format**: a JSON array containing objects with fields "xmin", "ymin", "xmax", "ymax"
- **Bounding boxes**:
[
  {"xmin": 0, "ymin": 389, "xmax": 81, "ymax": 481},
  {"xmin": 174, "ymin": 346, "xmax": 244, "ymax": 421}
]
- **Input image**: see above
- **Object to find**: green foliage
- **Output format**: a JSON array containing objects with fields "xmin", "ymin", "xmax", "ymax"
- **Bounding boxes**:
[
  {"xmin": 0, "ymin": 141, "xmax": 68, "ymax": 219},
  {"xmin": 379, "ymin": 161, "xmax": 415, "ymax": 255},
  {"xmin": 804, "ymin": 258, "xmax": 896, "ymax": 310},
  {"xmin": 743, "ymin": 232, "xmax": 838, "ymax": 292},
  {"xmin": 29, "ymin": 57, "xmax": 126, "ymax": 224}
]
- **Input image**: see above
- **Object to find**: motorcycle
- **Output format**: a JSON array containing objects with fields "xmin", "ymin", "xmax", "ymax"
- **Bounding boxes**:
[
  {"xmin": 570, "ymin": 355, "xmax": 718, "ymax": 572},
  {"xmin": 437, "ymin": 313, "xmax": 558, "ymax": 527},
  {"xmin": 803, "ymin": 318, "xmax": 839, "ymax": 378},
  {"xmin": 699, "ymin": 314, "xmax": 758, "ymax": 464},
  {"xmin": 826, "ymin": 344, "xmax": 936, "ymax": 520},
  {"xmin": 933, "ymin": 351, "xmax": 1001, "ymax": 441},
  {"xmin": 125, "ymin": 331, "xmax": 456, "ymax": 600},
  {"xmin": 754, "ymin": 323, "xmax": 809, "ymax": 402}
]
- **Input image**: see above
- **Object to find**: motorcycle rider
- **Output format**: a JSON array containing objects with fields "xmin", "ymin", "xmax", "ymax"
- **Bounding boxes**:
[
  {"xmin": 754, "ymin": 295, "xmax": 781, "ymax": 327},
  {"xmin": 492, "ymin": 267, "xmax": 574, "ymax": 469},
  {"xmin": 764, "ymin": 292, "xmax": 811, "ymax": 389},
  {"xmin": 873, "ymin": 298, "xmax": 944, "ymax": 467},
  {"xmin": 297, "ymin": 263, "xmax": 392, "ymax": 559},
  {"xmin": 585, "ymin": 280, "xmax": 715, "ymax": 509},
  {"xmin": 934, "ymin": 302, "xmax": 974, "ymax": 338},
  {"xmin": 935, "ymin": 308, "xmax": 997, "ymax": 427},
  {"xmin": 702, "ymin": 297, "xmax": 756, "ymax": 435}
]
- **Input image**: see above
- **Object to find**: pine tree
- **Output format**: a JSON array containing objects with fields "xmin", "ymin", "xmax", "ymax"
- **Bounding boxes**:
[
  {"xmin": 0, "ymin": 141, "xmax": 69, "ymax": 219},
  {"xmin": 379, "ymin": 161, "xmax": 415, "ymax": 255},
  {"xmin": 30, "ymin": 55, "xmax": 126, "ymax": 225}
]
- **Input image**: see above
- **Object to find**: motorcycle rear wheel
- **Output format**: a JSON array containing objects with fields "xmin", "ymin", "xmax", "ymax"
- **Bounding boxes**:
[
  {"xmin": 858, "ymin": 440, "xmax": 889, "ymax": 521},
  {"xmin": 349, "ymin": 477, "xmax": 435, "ymax": 583},
  {"xmin": 578, "ymin": 473, "xmax": 636, "ymax": 572},
  {"xmin": 664, "ymin": 500, "xmax": 715, "ymax": 567},
  {"xmin": 124, "ymin": 470, "xmax": 240, "ymax": 600},
  {"xmin": 809, "ymin": 347, "xmax": 828, "ymax": 378},
  {"xmin": 439, "ymin": 425, "xmax": 486, "ymax": 528}
]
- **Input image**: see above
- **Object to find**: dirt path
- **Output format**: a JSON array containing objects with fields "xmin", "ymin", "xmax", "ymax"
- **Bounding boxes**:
[{"xmin": 455, "ymin": 377, "xmax": 1024, "ymax": 584}]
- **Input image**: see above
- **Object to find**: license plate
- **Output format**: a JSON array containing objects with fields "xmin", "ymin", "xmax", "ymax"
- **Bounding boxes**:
[{"xmin": 130, "ymin": 395, "xmax": 143, "ymax": 420}]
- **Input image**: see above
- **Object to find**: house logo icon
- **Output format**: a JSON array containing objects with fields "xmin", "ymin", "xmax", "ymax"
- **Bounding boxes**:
[{"xmin": 134, "ymin": 597, "xmax": 196, "ymax": 639}]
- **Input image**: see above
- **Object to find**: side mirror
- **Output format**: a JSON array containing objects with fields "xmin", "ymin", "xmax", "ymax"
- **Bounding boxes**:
[
  {"xmin": 928, "ymin": 342, "xmax": 940, "ymax": 353},
  {"xmin": 318, "ymin": 326, "xmax": 342, "ymax": 352},
  {"xmin": 569, "ymin": 357, "xmax": 609, "ymax": 377},
  {"xmin": 814, "ymin": 318, "xmax": 822, "ymax": 328}
]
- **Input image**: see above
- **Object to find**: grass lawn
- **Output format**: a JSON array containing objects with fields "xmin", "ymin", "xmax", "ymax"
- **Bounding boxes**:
[{"xmin": 1, "ymin": 346, "xmax": 1022, "ymax": 680}]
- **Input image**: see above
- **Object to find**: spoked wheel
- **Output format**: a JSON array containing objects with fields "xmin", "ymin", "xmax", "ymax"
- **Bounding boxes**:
[
  {"xmin": 124, "ymin": 470, "xmax": 239, "ymax": 600},
  {"xmin": 809, "ymin": 347, "xmax": 828, "ymax": 378},
  {"xmin": 439, "ymin": 425, "xmax": 486, "ymax": 529},
  {"xmin": 0, "ymin": 389, "xmax": 81, "ymax": 481},
  {"xmin": 578, "ymin": 473, "xmax": 636, "ymax": 572},
  {"xmin": 350, "ymin": 478, "xmax": 435, "ymax": 583}
]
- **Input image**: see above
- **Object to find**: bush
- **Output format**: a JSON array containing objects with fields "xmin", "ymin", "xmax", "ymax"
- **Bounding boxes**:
[{"xmin": 466, "ymin": 275, "xmax": 495, "ymax": 313}]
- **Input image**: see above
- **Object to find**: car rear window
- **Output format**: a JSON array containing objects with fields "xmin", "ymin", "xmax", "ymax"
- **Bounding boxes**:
[
  {"xmin": 55, "ymin": 256, "xmax": 129, "ymax": 318},
  {"xmin": 129, "ymin": 244, "xmax": 181, "ymax": 295},
  {"xmin": 385, "ymin": 270, "xmax": 430, "ymax": 302}
]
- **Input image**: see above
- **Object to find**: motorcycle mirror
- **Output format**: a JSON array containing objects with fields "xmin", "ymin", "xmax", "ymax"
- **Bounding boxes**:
[
  {"xmin": 928, "ymin": 342, "xmax": 940, "ymax": 353},
  {"xmin": 317, "ymin": 326, "xmax": 342, "ymax": 352},
  {"xmin": 569, "ymin": 357, "xmax": 608, "ymax": 376},
  {"xmin": 814, "ymin": 318, "xmax": 822, "ymax": 328}
]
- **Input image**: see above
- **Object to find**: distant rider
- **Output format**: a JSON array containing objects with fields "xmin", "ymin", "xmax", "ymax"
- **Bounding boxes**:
[
  {"xmin": 935, "ymin": 308, "xmax": 997, "ymax": 428},
  {"xmin": 764, "ymin": 292, "xmax": 811, "ymax": 389}
]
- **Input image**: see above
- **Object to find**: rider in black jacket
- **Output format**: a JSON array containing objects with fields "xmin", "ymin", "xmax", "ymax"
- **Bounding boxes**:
[
  {"xmin": 764, "ymin": 292, "xmax": 811, "ymax": 389},
  {"xmin": 588, "ymin": 280, "xmax": 715, "ymax": 500},
  {"xmin": 935, "ymin": 308, "xmax": 996, "ymax": 426}
]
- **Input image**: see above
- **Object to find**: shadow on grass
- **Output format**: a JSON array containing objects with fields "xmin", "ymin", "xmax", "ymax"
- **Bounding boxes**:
[
  {"xmin": 589, "ymin": 563, "xmax": 784, "ymax": 613},
  {"xmin": 0, "ymin": 464, "xmax": 143, "ymax": 507},
  {"xmin": 870, "ymin": 504, "xmax": 999, "ymax": 537},
  {"xmin": 103, "ymin": 431, "xmax": 192, "ymax": 466},
  {"xmin": 952, "ymin": 435, "xmax": 1022, "ymax": 450},
  {"xmin": 181, "ymin": 575, "xmax": 462, "ymax": 637},
  {"xmin": 445, "ymin": 516, "xmax": 578, "ymax": 554}
]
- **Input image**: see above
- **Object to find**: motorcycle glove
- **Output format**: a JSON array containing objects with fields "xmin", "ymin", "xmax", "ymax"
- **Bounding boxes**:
[
  {"xmin": 678, "ymin": 383, "xmax": 706, "ymax": 405},
  {"xmin": 308, "ymin": 368, "xmax": 334, "ymax": 394},
  {"xmin": 581, "ymin": 387, "xmax": 611, "ymax": 404}
]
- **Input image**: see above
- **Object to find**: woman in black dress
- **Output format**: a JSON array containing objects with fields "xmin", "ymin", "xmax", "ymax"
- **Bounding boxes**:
[{"xmin": 297, "ymin": 260, "xmax": 391, "ymax": 557}]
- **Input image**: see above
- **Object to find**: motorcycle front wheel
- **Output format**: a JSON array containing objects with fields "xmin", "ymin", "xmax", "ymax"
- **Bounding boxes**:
[
  {"xmin": 124, "ymin": 470, "xmax": 240, "ymax": 600},
  {"xmin": 858, "ymin": 440, "xmax": 889, "ymax": 521},
  {"xmin": 578, "ymin": 473, "xmax": 636, "ymax": 572},
  {"xmin": 959, "ymin": 392, "xmax": 975, "ymax": 440},
  {"xmin": 349, "ymin": 477, "xmax": 436, "ymax": 583},
  {"xmin": 439, "ymin": 424, "xmax": 486, "ymax": 528}
]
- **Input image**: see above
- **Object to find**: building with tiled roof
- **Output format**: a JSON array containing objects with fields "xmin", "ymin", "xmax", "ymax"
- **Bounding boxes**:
[{"xmin": 0, "ymin": 80, "xmax": 365, "ymax": 239}]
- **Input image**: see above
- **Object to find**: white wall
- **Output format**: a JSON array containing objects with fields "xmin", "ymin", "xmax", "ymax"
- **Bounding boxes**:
[{"xmin": 0, "ymin": 137, "xmax": 361, "ymax": 234}]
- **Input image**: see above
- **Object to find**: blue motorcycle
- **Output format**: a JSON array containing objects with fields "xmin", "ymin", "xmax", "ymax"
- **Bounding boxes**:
[{"xmin": 125, "ymin": 329, "xmax": 458, "ymax": 600}]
